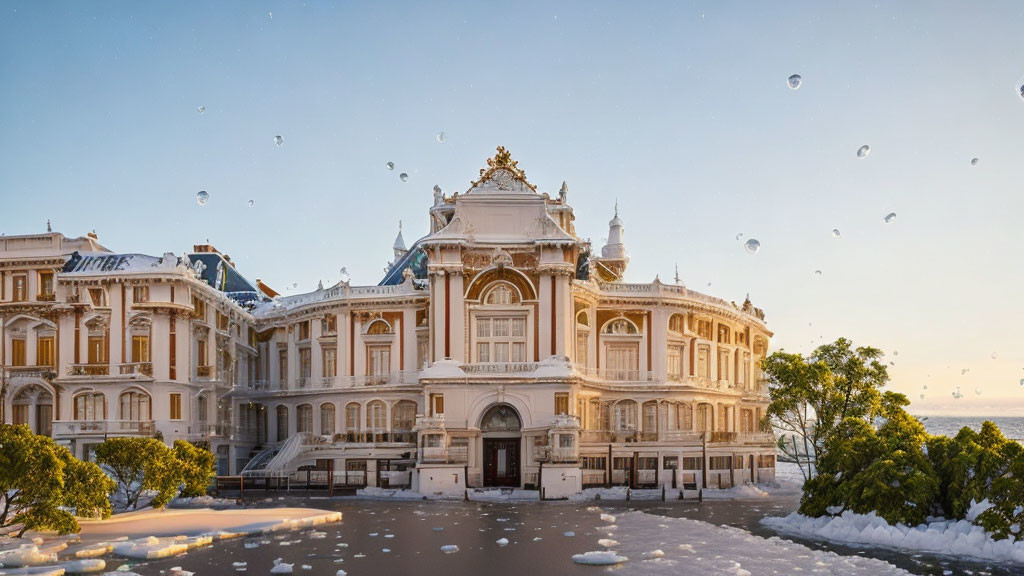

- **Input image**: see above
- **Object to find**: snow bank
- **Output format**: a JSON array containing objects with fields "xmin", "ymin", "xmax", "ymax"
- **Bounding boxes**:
[
  {"xmin": 110, "ymin": 535, "xmax": 211, "ymax": 559},
  {"xmin": 701, "ymin": 482, "xmax": 771, "ymax": 500},
  {"xmin": 168, "ymin": 495, "xmax": 240, "ymax": 509},
  {"xmin": 466, "ymin": 489, "xmax": 539, "ymax": 502},
  {"xmin": 601, "ymin": 510, "xmax": 910, "ymax": 575},
  {"xmin": 762, "ymin": 510, "xmax": 1024, "ymax": 565}
]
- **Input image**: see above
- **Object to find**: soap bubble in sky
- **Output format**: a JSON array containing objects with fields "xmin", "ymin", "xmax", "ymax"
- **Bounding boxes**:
[
  {"xmin": 743, "ymin": 239, "xmax": 760, "ymax": 254},
  {"xmin": 787, "ymin": 74, "xmax": 802, "ymax": 90},
  {"xmin": 196, "ymin": 191, "xmax": 209, "ymax": 206},
  {"xmin": 857, "ymin": 145, "xmax": 870, "ymax": 158}
]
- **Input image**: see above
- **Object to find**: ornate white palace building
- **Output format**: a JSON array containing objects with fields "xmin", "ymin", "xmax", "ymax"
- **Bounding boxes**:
[{"xmin": 0, "ymin": 148, "xmax": 775, "ymax": 497}]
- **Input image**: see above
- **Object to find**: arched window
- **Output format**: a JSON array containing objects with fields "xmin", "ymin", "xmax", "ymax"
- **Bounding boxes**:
[
  {"xmin": 366, "ymin": 401, "xmax": 385, "ymax": 432},
  {"xmin": 481, "ymin": 404, "xmax": 521, "ymax": 432},
  {"xmin": 119, "ymin": 390, "xmax": 151, "ymax": 421},
  {"xmin": 576, "ymin": 310, "xmax": 590, "ymax": 327},
  {"xmin": 276, "ymin": 405, "xmax": 289, "ymax": 442},
  {"xmin": 74, "ymin": 392, "xmax": 105, "ymax": 421},
  {"xmin": 320, "ymin": 403, "xmax": 335, "ymax": 436},
  {"xmin": 642, "ymin": 401, "xmax": 658, "ymax": 434},
  {"xmin": 475, "ymin": 285, "xmax": 527, "ymax": 363},
  {"xmin": 696, "ymin": 403, "xmax": 713, "ymax": 433},
  {"xmin": 668, "ymin": 313, "xmax": 685, "ymax": 334},
  {"xmin": 483, "ymin": 283, "xmax": 519, "ymax": 305},
  {"xmin": 391, "ymin": 400, "xmax": 416, "ymax": 442},
  {"xmin": 602, "ymin": 318, "xmax": 638, "ymax": 335},
  {"xmin": 296, "ymin": 404, "xmax": 312, "ymax": 434},
  {"xmin": 614, "ymin": 400, "xmax": 636, "ymax": 431},
  {"xmin": 576, "ymin": 310, "xmax": 590, "ymax": 367},
  {"xmin": 366, "ymin": 320, "xmax": 393, "ymax": 335},
  {"xmin": 345, "ymin": 402, "xmax": 361, "ymax": 440}
]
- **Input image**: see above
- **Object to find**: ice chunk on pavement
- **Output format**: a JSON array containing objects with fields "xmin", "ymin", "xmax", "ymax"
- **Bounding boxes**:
[
  {"xmin": 572, "ymin": 551, "xmax": 629, "ymax": 565},
  {"xmin": 496, "ymin": 538, "xmax": 509, "ymax": 546},
  {"xmin": 598, "ymin": 539, "xmax": 619, "ymax": 547},
  {"xmin": 58, "ymin": 558, "xmax": 107, "ymax": 573},
  {"xmin": 563, "ymin": 531, "xmax": 575, "ymax": 537},
  {"xmin": 335, "ymin": 571, "xmax": 347, "ymax": 576},
  {"xmin": 645, "ymin": 549, "xmax": 665, "ymax": 558},
  {"xmin": 0, "ymin": 543, "xmax": 58, "ymax": 566},
  {"xmin": 440, "ymin": 545, "xmax": 459, "ymax": 554},
  {"xmin": 270, "ymin": 561, "xmax": 294, "ymax": 574},
  {"xmin": 599, "ymin": 513, "xmax": 616, "ymax": 523}
]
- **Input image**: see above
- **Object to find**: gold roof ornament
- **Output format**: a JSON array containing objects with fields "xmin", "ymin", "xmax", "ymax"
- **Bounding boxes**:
[{"xmin": 470, "ymin": 146, "xmax": 537, "ymax": 191}]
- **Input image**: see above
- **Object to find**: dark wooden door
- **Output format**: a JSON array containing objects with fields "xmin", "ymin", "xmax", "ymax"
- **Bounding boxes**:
[{"xmin": 483, "ymin": 438, "xmax": 521, "ymax": 487}]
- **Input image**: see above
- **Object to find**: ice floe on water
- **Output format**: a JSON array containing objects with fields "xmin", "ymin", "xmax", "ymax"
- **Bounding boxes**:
[
  {"xmin": 440, "ymin": 544, "xmax": 459, "ymax": 554},
  {"xmin": 496, "ymin": 538, "xmax": 509, "ymax": 546},
  {"xmin": 762, "ymin": 510, "xmax": 1024, "ymax": 565},
  {"xmin": 270, "ymin": 557, "xmax": 293, "ymax": 573},
  {"xmin": 596, "ymin": 510, "xmax": 910, "ymax": 574},
  {"xmin": 572, "ymin": 550, "xmax": 629, "ymax": 565}
]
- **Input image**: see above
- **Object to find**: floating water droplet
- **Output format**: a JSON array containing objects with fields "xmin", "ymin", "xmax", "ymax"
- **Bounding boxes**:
[
  {"xmin": 975, "ymin": 386, "xmax": 983, "ymax": 395},
  {"xmin": 787, "ymin": 74, "xmax": 802, "ymax": 90},
  {"xmin": 197, "ymin": 106, "xmax": 205, "ymax": 114},
  {"xmin": 923, "ymin": 384, "xmax": 928, "ymax": 390},
  {"xmin": 831, "ymin": 228, "xmax": 841, "ymax": 239},
  {"xmin": 893, "ymin": 350, "xmax": 899, "ymax": 356},
  {"xmin": 274, "ymin": 135, "xmax": 283, "ymax": 146},
  {"xmin": 857, "ymin": 145, "xmax": 871, "ymax": 158},
  {"xmin": 248, "ymin": 199, "xmax": 254, "ymax": 208},
  {"xmin": 436, "ymin": 132, "xmax": 446, "ymax": 143},
  {"xmin": 1017, "ymin": 76, "xmax": 1024, "ymax": 101},
  {"xmin": 743, "ymin": 239, "xmax": 760, "ymax": 254},
  {"xmin": 961, "ymin": 368, "xmax": 967, "ymax": 375},
  {"xmin": 884, "ymin": 212, "xmax": 897, "ymax": 224},
  {"xmin": 433, "ymin": 185, "xmax": 442, "ymax": 195},
  {"xmin": 268, "ymin": 11, "xmax": 272, "ymax": 19},
  {"xmin": 706, "ymin": 282, "xmax": 712, "ymax": 287},
  {"xmin": 919, "ymin": 394, "xmax": 925, "ymax": 400},
  {"xmin": 399, "ymin": 173, "xmax": 408, "ymax": 182},
  {"xmin": 196, "ymin": 191, "xmax": 209, "ymax": 206},
  {"xmin": 386, "ymin": 162, "xmax": 395, "ymax": 171},
  {"xmin": 1019, "ymin": 378, "xmax": 1023, "ymax": 386},
  {"xmin": 735, "ymin": 233, "xmax": 743, "ymax": 241},
  {"xmin": 971, "ymin": 157, "xmax": 979, "ymax": 166},
  {"xmin": 814, "ymin": 270, "xmax": 822, "ymax": 277},
  {"xmin": 889, "ymin": 361, "xmax": 895, "ymax": 366},
  {"xmin": 991, "ymin": 352, "xmax": 998, "ymax": 359}
]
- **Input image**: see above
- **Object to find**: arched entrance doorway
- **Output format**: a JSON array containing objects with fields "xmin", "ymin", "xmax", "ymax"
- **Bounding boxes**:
[
  {"xmin": 480, "ymin": 404, "xmax": 522, "ymax": 487},
  {"xmin": 11, "ymin": 384, "xmax": 53, "ymax": 437}
]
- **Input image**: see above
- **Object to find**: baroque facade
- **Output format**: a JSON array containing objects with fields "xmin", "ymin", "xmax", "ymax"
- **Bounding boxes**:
[{"xmin": 0, "ymin": 148, "xmax": 775, "ymax": 497}]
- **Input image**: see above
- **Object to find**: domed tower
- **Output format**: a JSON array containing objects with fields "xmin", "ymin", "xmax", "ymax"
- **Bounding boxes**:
[{"xmin": 592, "ymin": 202, "xmax": 629, "ymax": 281}]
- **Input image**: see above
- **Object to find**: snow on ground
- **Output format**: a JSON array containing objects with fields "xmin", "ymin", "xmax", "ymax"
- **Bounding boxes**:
[
  {"xmin": 466, "ymin": 489, "xmax": 539, "ymax": 502},
  {"xmin": 762, "ymin": 510, "xmax": 1024, "ymax": 565},
  {"xmin": 597, "ymin": 510, "xmax": 911, "ymax": 575},
  {"xmin": 167, "ymin": 495, "xmax": 241, "ymax": 509},
  {"xmin": 354, "ymin": 487, "xmax": 431, "ymax": 500}
]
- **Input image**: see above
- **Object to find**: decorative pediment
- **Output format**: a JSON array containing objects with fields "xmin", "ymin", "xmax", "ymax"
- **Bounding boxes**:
[{"xmin": 468, "ymin": 146, "xmax": 537, "ymax": 193}]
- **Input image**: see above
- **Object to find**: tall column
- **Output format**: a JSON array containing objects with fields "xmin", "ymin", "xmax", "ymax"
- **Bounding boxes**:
[
  {"xmin": 553, "ymin": 274, "xmax": 571, "ymax": 357},
  {"xmin": 432, "ymin": 271, "xmax": 447, "ymax": 361},
  {"xmin": 402, "ymin": 308, "xmax": 417, "ymax": 371},
  {"xmin": 537, "ymin": 274, "xmax": 552, "ymax": 359},
  {"xmin": 448, "ymin": 272, "xmax": 465, "ymax": 362}
]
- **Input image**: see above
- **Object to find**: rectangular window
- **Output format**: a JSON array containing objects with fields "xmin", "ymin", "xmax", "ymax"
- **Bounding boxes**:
[
  {"xmin": 197, "ymin": 395, "xmax": 208, "ymax": 423},
  {"xmin": 576, "ymin": 332, "xmax": 588, "ymax": 366},
  {"xmin": 718, "ymin": 351, "xmax": 729, "ymax": 381},
  {"xmin": 476, "ymin": 342, "xmax": 489, "ymax": 363},
  {"xmin": 493, "ymin": 318, "xmax": 510, "ymax": 337},
  {"xmin": 697, "ymin": 346, "xmax": 710, "ymax": 378},
  {"xmin": 511, "ymin": 318, "xmax": 525, "ymax": 338},
  {"xmin": 131, "ymin": 335, "xmax": 150, "ymax": 363},
  {"xmin": 368, "ymin": 345, "xmax": 391, "ymax": 378},
  {"xmin": 709, "ymin": 456, "xmax": 733, "ymax": 470},
  {"xmin": 554, "ymin": 393, "xmax": 569, "ymax": 415},
  {"xmin": 430, "ymin": 393, "xmax": 444, "ymax": 416},
  {"xmin": 87, "ymin": 336, "xmax": 107, "ymax": 364},
  {"xmin": 132, "ymin": 286, "xmax": 149, "ymax": 303},
  {"xmin": 12, "ymin": 404, "xmax": 29, "ymax": 426},
  {"xmin": 476, "ymin": 318, "xmax": 490, "ymax": 338},
  {"xmin": 13, "ymin": 275, "xmax": 27, "ymax": 302},
  {"xmin": 323, "ymin": 314, "xmax": 337, "ymax": 334},
  {"xmin": 38, "ymin": 271, "xmax": 54, "ymax": 297},
  {"xmin": 582, "ymin": 456, "xmax": 606, "ymax": 470},
  {"xmin": 417, "ymin": 338, "xmax": 428, "ymax": 370},
  {"xmin": 494, "ymin": 342, "xmax": 509, "ymax": 362},
  {"xmin": 217, "ymin": 312, "xmax": 229, "ymax": 331},
  {"xmin": 323, "ymin": 348, "xmax": 337, "ymax": 377},
  {"xmin": 192, "ymin": 297, "xmax": 206, "ymax": 320},
  {"xmin": 512, "ymin": 342, "xmax": 526, "ymax": 362},
  {"xmin": 11, "ymin": 339, "xmax": 26, "ymax": 366},
  {"xmin": 169, "ymin": 393, "xmax": 182, "ymax": 420},
  {"xmin": 300, "ymin": 348, "xmax": 312, "ymax": 378},
  {"xmin": 278, "ymin": 350, "xmax": 288, "ymax": 383},
  {"xmin": 298, "ymin": 321, "xmax": 310, "ymax": 341},
  {"xmin": 36, "ymin": 336, "xmax": 54, "ymax": 367},
  {"xmin": 605, "ymin": 344, "xmax": 638, "ymax": 380},
  {"xmin": 667, "ymin": 346, "xmax": 682, "ymax": 378},
  {"xmin": 663, "ymin": 456, "xmax": 679, "ymax": 470},
  {"xmin": 197, "ymin": 339, "xmax": 208, "ymax": 367},
  {"xmin": 682, "ymin": 457, "xmax": 700, "ymax": 470},
  {"xmin": 169, "ymin": 319, "xmax": 176, "ymax": 379}
]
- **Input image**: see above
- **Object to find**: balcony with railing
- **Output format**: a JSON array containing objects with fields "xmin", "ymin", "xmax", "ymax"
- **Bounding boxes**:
[
  {"xmin": 573, "ymin": 364, "xmax": 653, "ymax": 383},
  {"xmin": 118, "ymin": 362, "xmax": 153, "ymax": 377},
  {"xmin": 461, "ymin": 362, "xmax": 540, "ymax": 375},
  {"xmin": 532, "ymin": 444, "xmax": 579, "ymax": 463},
  {"xmin": 67, "ymin": 363, "xmax": 110, "ymax": 376},
  {"xmin": 5, "ymin": 366, "xmax": 56, "ymax": 380},
  {"xmin": 53, "ymin": 419, "xmax": 156, "ymax": 436},
  {"xmin": 418, "ymin": 445, "xmax": 468, "ymax": 464}
]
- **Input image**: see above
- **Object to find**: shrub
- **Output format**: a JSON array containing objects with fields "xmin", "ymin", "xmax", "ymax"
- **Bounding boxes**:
[{"xmin": 173, "ymin": 440, "xmax": 215, "ymax": 498}]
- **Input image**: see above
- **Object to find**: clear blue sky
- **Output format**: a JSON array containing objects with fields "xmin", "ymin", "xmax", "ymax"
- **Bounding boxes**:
[{"xmin": 2, "ymin": 1, "xmax": 1023, "ymax": 413}]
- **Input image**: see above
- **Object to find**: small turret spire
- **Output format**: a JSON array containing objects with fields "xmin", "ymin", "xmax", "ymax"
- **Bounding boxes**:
[
  {"xmin": 674, "ymin": 263, "xmax": 680, "ymax": 284},
  {"xmin": 46, "ymin": 219, "xmax": 51, "ymax": 233}
]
